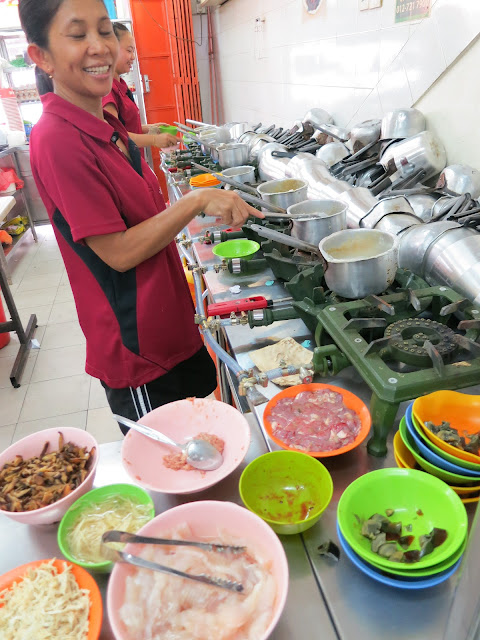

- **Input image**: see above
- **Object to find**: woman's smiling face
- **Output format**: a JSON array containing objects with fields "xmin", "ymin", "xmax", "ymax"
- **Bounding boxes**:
[
  {"xmin": 33, "ymin": 0, "xmax": 119, "ymax": 103},
  {"xmin": 116, "ymin": 31, "xmax": 136, "ymax": 76}
]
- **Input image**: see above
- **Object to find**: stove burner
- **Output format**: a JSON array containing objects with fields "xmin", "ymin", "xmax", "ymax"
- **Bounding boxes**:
[{"xmin": 384, "ymin": 318, "xmax": 458, "ymax": 367}]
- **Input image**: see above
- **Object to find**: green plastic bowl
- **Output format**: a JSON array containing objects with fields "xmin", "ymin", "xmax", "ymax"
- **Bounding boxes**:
[
  {"xmin": 399, "ymin": 419, "xmax": 478, "ymax": 486},
  {"xmin": 337, "ymin": 468, "xmax": 467, "ymax": 571},
  {"xmin": 57, "ymin": 484, "xmax": 155, "ymax": 572},
  {"xmin": 410, "ymin": 410, "xmax": 480, "ymax": 472},
  {"xmin": 212, "ymin": 239, "xmax": 260, "ymax": 260},
  {"xmin": 364, "ymin": 535, "xmax": 467, "ymax": 577},
  {"xmin": 239, "ymin": 451, "xmax": 333, "ymax": 535},
  {"xmin": 159, "ymin": 125, "xmax": 178, "ymax": 135}
]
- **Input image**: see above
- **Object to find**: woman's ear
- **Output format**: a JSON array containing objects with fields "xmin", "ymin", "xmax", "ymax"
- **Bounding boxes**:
[{"xmin": 28, "ymin": 43, "xmax": 53, "ymax": 76}]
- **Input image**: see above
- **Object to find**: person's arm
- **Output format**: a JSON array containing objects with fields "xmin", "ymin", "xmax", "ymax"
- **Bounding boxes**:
[
  {"xmin": 85, "ymin": 189, "xmax": 264, "ymax": 273},
  {"xmin": 103, "ymin": 104, "xmax": 177, "ymax": 148}
]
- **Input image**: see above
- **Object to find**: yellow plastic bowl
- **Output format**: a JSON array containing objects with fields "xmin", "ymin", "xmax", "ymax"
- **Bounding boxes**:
[{"xmin": 413, "ymin": 391, "xmax": 480, "ymax": 464}]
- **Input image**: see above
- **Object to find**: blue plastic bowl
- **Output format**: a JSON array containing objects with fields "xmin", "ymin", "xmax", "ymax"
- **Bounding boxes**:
[
  {"xmin": 336, "ymin": 523, "xmax": 462, "ymax": 590},
  {"xmin": 405, "ymin": 404, "xmax": 480, "ymax": 479}
]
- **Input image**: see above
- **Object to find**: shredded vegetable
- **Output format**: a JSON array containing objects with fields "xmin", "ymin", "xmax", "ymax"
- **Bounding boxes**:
[
  {"xmin": 0, "ymin": 559, "xmax": 90, "ymax": 640},
  {"xmin": 66, "ymin": 494, "xmax": 152, "ymax": 564}
]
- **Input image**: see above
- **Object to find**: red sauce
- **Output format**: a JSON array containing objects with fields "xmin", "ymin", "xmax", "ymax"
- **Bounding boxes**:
[{"xmin": 416, "ymin": 509, "xmax": 424, "ymax": 516}]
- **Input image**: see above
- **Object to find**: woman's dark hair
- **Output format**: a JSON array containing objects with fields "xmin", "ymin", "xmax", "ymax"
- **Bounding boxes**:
[
  {"xmin": 35, "ymin": 66, "xmax": 54, "ymax": 96},
  {"xmin": 112, "ymin": 22, "xmax": 130, "ymax": 41},
  {"xmin": 18, "ymin": 0, "xmax": 65, "ymax": 48}
]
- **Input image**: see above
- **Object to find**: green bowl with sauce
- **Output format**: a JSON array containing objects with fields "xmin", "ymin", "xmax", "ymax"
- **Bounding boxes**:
[{"xmin": 239, "ymin": 451, "xmax": 333, "ymax": 535}]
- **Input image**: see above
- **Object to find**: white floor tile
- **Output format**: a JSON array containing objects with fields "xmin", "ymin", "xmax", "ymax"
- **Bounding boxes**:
[
  {"xmin": 0, "ymin": 326, "xmax": 46, "ymax": 359},
  {"xmin": 0, "ymin": 385, "xmax": 28, "ymax": 427},
  {"xmin": 0, "ymin": 351, "xmax": 37, "ymax": 389},
  {"xmin": 10, "ymin": 287, "xmax": 58, "ymax": 310},
  {"xmin": 41, "ymin": 321, "xmax": 85, "ymax": 350},
  {"xmin": 30, "ymin": 343, "xmax": 86, "ymax": 383},
  {"xmin": 19, "ymin": 304, "xmax": 53, "ymax": 327},
  {"xmin": 48, "ymin": 301, "xmax": 78, "ymax": 325},
  {"xmin": 23, "ymin": 259, "xmax": 65, "ymax": 278},
  {"xmin": 89, "ymin": 377, "xmax": 109, "ymax": 410},
  {"xmin": 0, "ymin": 424, "xmax": 15, "ymax": 451},
  {"xmin": 86, "ymin": 407, "xmax": 123, "ymax": 444},
  {"xmin": 54, "ymin": 285, "xmax": 74, "ymax": 304},
  {"xmin": 17, "ymin": 273, "xmax": 62, "ymax": 292},
  {"xmin": 12, "ymin": 411, "xmax": 87, "ymax": 444},
  {"xmin": 19, "ymin": 373, "xmax": 91, "ymax": 422},
  {"xmin": 60, "ymin": 271, "xmax": 71, "ymax": 286},
  {"xmin": 31, "ymin": 247, "xmax": 62, "ymax": 262}
]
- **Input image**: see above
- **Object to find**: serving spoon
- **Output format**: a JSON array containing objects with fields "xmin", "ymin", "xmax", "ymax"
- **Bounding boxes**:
[{"xmin": 113, "ymin": 414, "xmax": 223, "ymax": 471}]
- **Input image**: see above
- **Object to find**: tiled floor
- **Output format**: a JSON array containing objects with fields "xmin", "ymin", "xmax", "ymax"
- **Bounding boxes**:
[{"xmin": 0, "ymin": 224, "xmax": 122, "ymax": 449}]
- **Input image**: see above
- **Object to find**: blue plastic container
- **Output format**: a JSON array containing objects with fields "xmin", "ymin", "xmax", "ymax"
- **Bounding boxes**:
[{"xmin": 104, "ymin": 0, "xmax": 117, "ymax": 19}]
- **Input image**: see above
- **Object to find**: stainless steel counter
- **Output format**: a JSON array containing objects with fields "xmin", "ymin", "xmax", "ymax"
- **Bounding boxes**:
[
  {"xmin": 181, "ymin": 207, "xmax": 479, "ymax": 640},
  {"xmin": 0, "ymin": 427, "xmax": 338, "ymax": 640}
]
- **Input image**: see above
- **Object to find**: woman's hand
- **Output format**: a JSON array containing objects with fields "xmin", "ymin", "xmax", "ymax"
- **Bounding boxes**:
[
  {"xmin": 190, "ymin": 188, "xmax": 265, "ymax": 227},
  {"xmin": 152, "ymin": 133, "xmax": 179, "ymax": 148}
]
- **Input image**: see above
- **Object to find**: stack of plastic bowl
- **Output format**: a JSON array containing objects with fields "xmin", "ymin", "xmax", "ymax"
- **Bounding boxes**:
[
  {"xmin": 394, "ymin": 391, "xmax": 480, "ymax": 505},
  {"xmin": 336, "ymin": 468, "xmax": 468, "ymax": 589}
]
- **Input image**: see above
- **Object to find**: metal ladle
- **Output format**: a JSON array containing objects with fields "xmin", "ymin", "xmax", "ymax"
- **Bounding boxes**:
[{"xmin": 113, "ymin": 414, "xmax": 223, "ymax": 471}]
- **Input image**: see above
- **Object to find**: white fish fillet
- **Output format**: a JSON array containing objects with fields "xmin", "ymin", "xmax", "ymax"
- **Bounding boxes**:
[{"xmin": 119, "ymin": 525, "xmax": 276, "ymax": 640}]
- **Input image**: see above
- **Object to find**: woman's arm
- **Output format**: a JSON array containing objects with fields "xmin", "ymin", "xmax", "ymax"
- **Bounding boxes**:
[
  {"xmin": 103, "ymin": 104, "xmax": 177, "ymax": 148},
  {"xmin": 85, "ymin": 189, "xmax": 263, "ymax": 272}
]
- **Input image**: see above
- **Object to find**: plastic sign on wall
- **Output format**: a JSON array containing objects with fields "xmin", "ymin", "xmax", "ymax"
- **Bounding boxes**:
[
  {"xmin": 303, "ymin": 0, "xmax": 324, "ymax": 15},
  {"xmin": 395, "ymin": 0, "xmax": 431, "ymax": 23},
  {"xmin": 0, "ymin": 0, "xmax": 20, "ymax": 29}
]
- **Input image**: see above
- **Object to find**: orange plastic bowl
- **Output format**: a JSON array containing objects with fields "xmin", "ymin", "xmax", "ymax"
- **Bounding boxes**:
[
  {"xmin": 263, "ymin": 383, "xmax": 371, "ymax": 458},
  {"xmin": 413, "ymin": 391, "xmax": 480, "ymax": 464},
  {"xmin": 0, "ymin": 559, "xmax": 103, "ymax": 639}
]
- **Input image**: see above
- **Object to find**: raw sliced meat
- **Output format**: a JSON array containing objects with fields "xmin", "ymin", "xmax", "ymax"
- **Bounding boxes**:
[{"xmin": 269, "ymin": 390, "xmax": 361, "ymax": 452}]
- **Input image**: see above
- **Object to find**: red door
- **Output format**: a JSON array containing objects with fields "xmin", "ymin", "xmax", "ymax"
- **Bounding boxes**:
[{"xmin": 129, "ymin": 0, "xmax": 202, "ymax": 197}]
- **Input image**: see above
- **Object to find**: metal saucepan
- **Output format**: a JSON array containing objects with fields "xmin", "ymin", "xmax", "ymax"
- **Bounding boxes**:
[
  {"xmin": 348, "ymin": 119, "xmax": 381, "ymax": 153},
  {"xmin": 379, "ymin": 131, "xmax": 447, "ymax": 181},
  {"xmin": 256, "ymin": 178, "xmax": 308, "ymax": 209},
  {"xmin": 380, "ymin": 108, "xmax": 426, "ymax": 140},
  {"xmin": 315, "ymin": 123, "xmax": 350, "ymax": 142},
  {"xmin": 217, "ymin": 143, "xmax": 249, "ymax": 169},
  {"xmin": 318, "ymin": 229, "xmax": 398, "ymax": 298},
  {"xmin": 436, "ymin": 165, "xmax": 480, "ymax": 199},
  {"xmin": 191, "ymin": 161, "xmax": 258, "ymax": 195},
  {"xmin": 221, "ymin": 165, "xmax": 256, "ymax": 186},
  {"xmin": 316, "ymin": 142, "xmax": 350, "ymax": 167},
  {"xmin": 249, "ymin": 224, "xmax": 398, "ymax": 299},
  {"xmin": 287, "ymin": 199, "xmax": 347, "ymax": 245}
]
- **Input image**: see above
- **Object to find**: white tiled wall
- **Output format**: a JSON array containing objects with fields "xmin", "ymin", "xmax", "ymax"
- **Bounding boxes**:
[{"xmin": 194, "ymin": 0, "xmax": 480, "ymax": 162}]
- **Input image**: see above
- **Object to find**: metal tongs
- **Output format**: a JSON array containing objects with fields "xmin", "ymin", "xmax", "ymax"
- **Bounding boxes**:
[{"xmin": 102, "ymin": 530, "xmax": 245, "ymax": 593}]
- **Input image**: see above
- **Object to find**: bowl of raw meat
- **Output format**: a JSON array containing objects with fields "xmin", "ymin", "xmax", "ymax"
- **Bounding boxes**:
[
  {"xmin": 121, "ymin": 398, "xmax": 251, "ymax": 494},
  {"xmin": 107, "ymin": 500, "xmax": 289, "ymax": 640},
  {"xmin": 263, "ymin": 383, "xmax": 371, "ymax": 457}
]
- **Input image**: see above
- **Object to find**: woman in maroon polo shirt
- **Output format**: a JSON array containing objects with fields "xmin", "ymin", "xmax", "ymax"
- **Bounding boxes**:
[
  {"xmin": 102, "ymin": 22, "xmax": 177, "ymax": 153},
  {"xmin": 19, "ymin": 0, "xmax": 262, "ymax": 432}
]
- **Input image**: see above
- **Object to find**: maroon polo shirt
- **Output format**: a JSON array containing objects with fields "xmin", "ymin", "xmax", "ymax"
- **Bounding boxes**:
[
  {"xmin": 30, "ymin": 93, "xmax": 202, "ymax": 388},
  {"xmin": 102, "ymin": 77, "xmax": 142, "ymax": 136}
]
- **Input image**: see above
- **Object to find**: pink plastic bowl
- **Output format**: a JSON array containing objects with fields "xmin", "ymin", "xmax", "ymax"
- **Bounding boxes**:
[
  {"xmin": 121, "ymin": 398, "xmax": 251, "ymax": 494},
  {"xmin": 0, "ymin": 427, "xmax": 98, "ymax": 525},
  {"xmin": 107, "ymin": 500, "xmax": 289, "ymax": 640}
]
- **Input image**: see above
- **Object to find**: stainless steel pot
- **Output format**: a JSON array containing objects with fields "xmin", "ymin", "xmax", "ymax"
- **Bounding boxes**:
[
  {"xmin": 302, "ymin": 108, "xmax": 334, "ymax": 130},
  {"xmin": 315, "ymin": 142, "xmax": 350, "ymax": 167},
  {"xmin": 405, "ymin": 193, "xmax": 440, "ymax": 221},
  {"xmin": 436, "ymin": 165, "xmax": 480, "ymax": 198},
  {"xmin": 217, "ymin": 143, "xmax": 249, "ymax": 169},
  {"xmin": 257, "ymin": 178, "xmax": 308, "ymax": 210},
  {"xmin": 380, "ymin": 131, "xmax": 447, "ymax": 181},
  {"xmin": 287, "ymin": 199, "xmax": 347, "ymax": 245},
  {"xmin": 397, "ymin": 221, "xmax": 459, "ymax": 275},
  {"xmin": 361, "ymin": 195, "xmax": 415, "ymax": 228},
  {"xmin": 248, "ymin": 134, "xmax": 276, "ymax": 163},
  {"xmin": 348, "ymin": 119, "xmax": 381, "ymax": 153},
  {"xmin": 318, "ymin": 229, "xmax": 398, "ymax": 298},
  {"xmin": 257, "ymin": 143, "xmax": 291, "ymax": 181},
  {"xmin": 221, "ymin": 165, "xmax": 255, "ymax": 184},
  {"xmin": 380, "ymin": 108, "xmax": 426, "ymax": 140}
]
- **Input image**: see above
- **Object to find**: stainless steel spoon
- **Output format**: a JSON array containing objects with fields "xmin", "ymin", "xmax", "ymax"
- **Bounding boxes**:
[{"xmin": 113, "ymin": 414, "xmax": 223, "ymax": 471}]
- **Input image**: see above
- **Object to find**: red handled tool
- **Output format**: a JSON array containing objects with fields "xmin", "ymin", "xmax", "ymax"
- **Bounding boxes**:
[{"xmin": 207, "ymin": 296, "xmax": 291, "ymax": 318}]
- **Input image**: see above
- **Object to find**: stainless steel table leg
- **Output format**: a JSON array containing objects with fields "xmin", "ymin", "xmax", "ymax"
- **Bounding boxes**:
[
  {"xmin": 0, "ymin": 242, "xmax": 11, "ymax": 285},
  {"xmin": 11, "ymin": 152, "xmax": 37, "ymax": 242}
]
